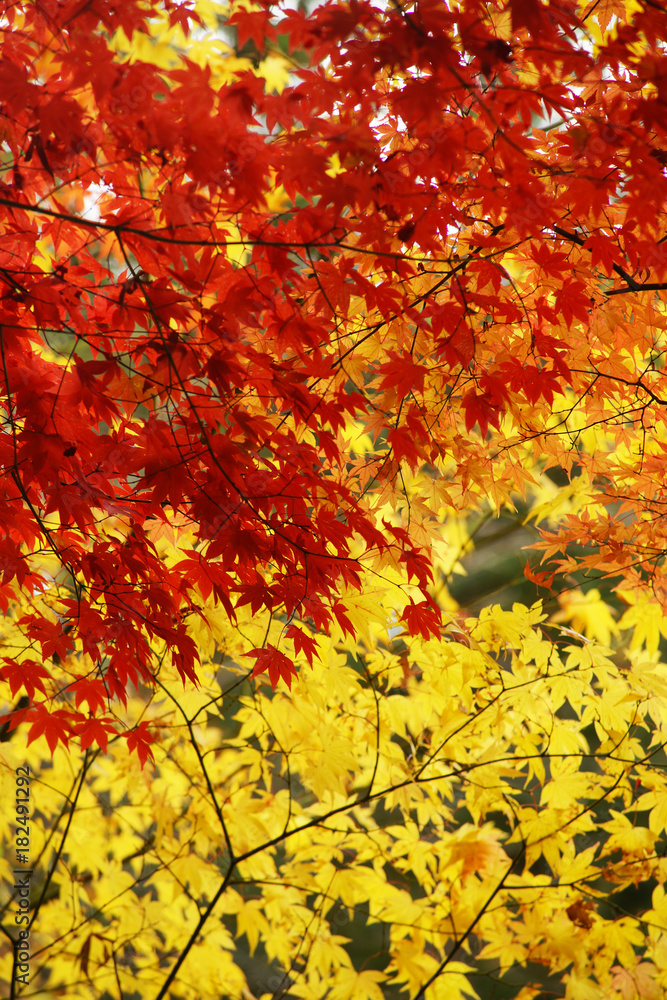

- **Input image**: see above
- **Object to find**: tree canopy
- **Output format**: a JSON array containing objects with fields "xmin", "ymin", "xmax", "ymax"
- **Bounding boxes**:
[{"xmin": 2, "ymin": 0, "xmax": 667, "ymax": 998}]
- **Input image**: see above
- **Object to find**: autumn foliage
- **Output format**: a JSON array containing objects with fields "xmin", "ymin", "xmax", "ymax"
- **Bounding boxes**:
[{"xmin": 2, "ymin": 0, "xmax": 667, "ymax": 997}]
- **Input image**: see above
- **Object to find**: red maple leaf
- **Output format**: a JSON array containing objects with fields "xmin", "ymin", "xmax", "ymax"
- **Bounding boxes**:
[
  {"xmin": 21, "ymin": 616, "xmax": 73, "ymax": 662},
  {"xmin": 401, "ymin": 600, "xmax": 442, "ymax": 642},
  {"xmin": 0, "ymin": 658, "xmax": 50, "ymax": 700},
  {"xmin": 245, "ymin": 646, "xmax": 298, "ymax": 689},
  {"xmin": 285, "ymin": 624, "xmax": 318, "ymax": 666},
  {"xmin": 76, "ymin": 716, "xmax": 118, "ymax": 754},
  {"xmin": 25, "ymin": 704, "xmax": 74, "ymax": 755},
  {"xmin": 123, "ymin": 722, "xmax": 156, "ymax": 768},
  {"xmin": 70, "ymin": 675, "xmax": 108, "ymax": 715}
]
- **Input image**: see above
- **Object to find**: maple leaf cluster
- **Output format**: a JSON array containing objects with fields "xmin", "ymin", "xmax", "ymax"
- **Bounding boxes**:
[
  {"xmin": 3, "ymin": 4, "xmax": 667, "ymax": 999},
  {"xmin": 1, "ymin": 0, "xmax": 667, "ymax": 762}
]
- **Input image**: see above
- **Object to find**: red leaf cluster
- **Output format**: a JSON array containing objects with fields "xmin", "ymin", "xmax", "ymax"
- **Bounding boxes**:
[{"xmin": 2, "ymin": 0, "xmax": 667, "ymax": 757}]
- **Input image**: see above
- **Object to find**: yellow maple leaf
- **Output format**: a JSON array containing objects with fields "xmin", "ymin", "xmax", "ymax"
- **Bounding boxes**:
[{"xmin": 553, "ymin": 589, "xmax": 619, "ymax": 646}]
